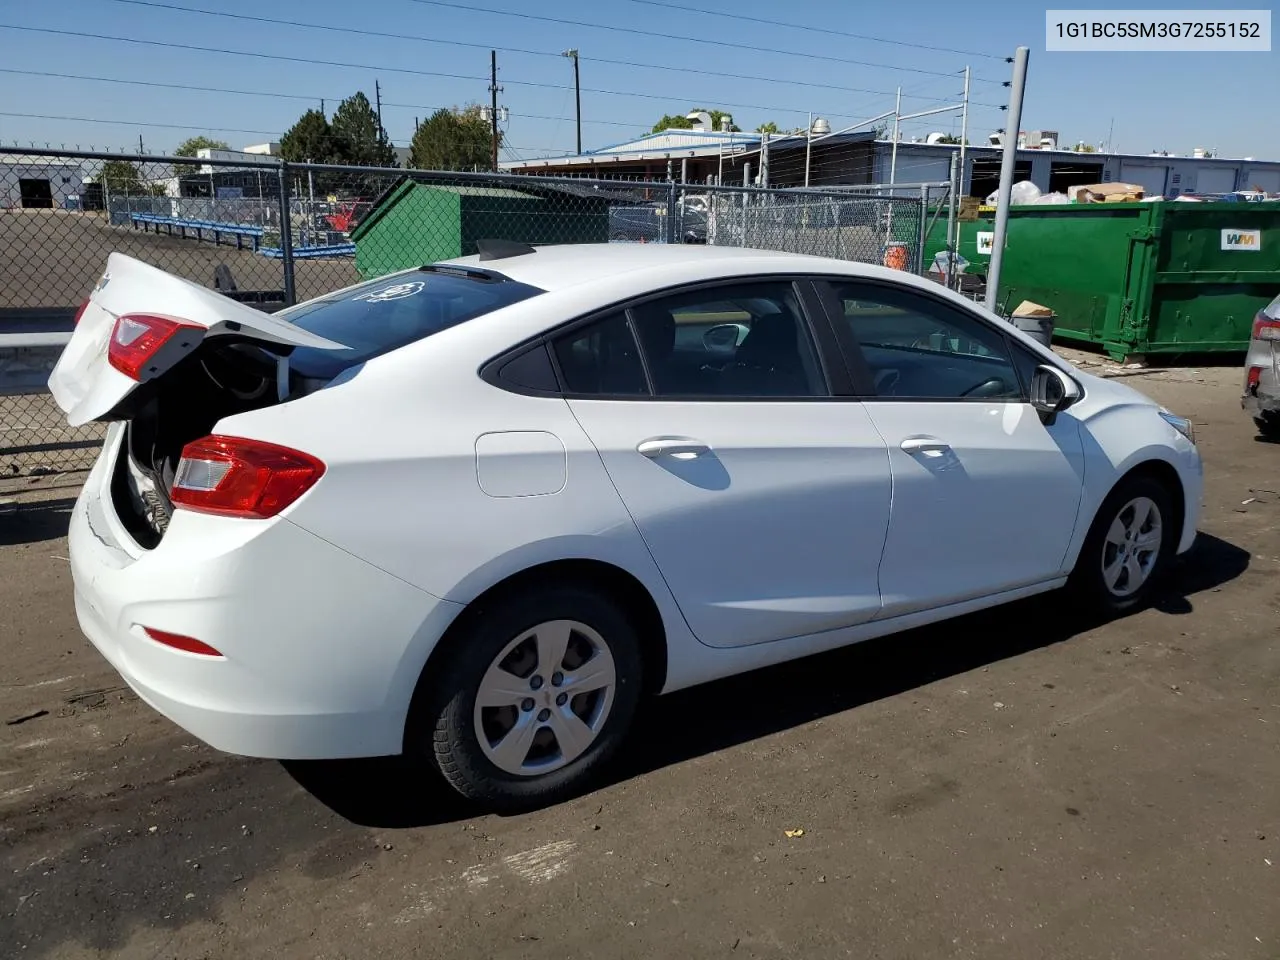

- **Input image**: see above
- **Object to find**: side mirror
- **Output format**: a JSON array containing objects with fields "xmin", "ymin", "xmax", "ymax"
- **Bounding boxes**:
[{"xmin": 1030, "ymin": 365, "xmax": 1081, "ymax": 424}]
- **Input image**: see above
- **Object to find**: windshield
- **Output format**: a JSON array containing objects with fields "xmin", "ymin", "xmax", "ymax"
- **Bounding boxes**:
[{"xmin": 281, "ymin": 268, "xmax": 545, "ymax": 379}]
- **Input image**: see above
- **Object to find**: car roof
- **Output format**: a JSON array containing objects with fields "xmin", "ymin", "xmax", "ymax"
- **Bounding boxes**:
[{"xmin": 445, "ymin": 243, "xmax": 855, "ymax": 292}]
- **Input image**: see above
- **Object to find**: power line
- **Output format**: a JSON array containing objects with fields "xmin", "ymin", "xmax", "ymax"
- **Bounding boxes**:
[
  {"xmin": 405, "ymin": 0, "xmax": 1004, "ymax": 83},
  {"xmin": 619, "ymin": 0, "xmax": 1005, "ymax": 59},
  {"xmin": 0, "ymin": 68, "xmax": 656, "ymax": 130},
  {"xmin": 0, "ymin": 111, "xmax": 567, "ymax": 152},
  {"xmin": 0, "ymin": 112, "xmax": 282, "ymax": 138},
  {"xmin": 102, "ymin": 0, "xmax": 981, "ymax": 105},
  {"xmin": 0, "ymin": 25, "xmax": 943, "ymax": 122}
]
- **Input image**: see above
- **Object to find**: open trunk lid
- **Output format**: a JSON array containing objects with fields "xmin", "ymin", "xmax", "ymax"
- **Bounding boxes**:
[{"xmin": 49, "ymin": 253, "xmax": 344, "ymax": 426}]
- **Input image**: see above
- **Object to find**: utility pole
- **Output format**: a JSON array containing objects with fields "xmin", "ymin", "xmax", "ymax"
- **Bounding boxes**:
[
  {"xmin": 138, "ymin": 134, "xmax": 144, "ymax": 154},
  {"xmin": 489, "ymin": 50, "xmax": 502, "ymax": 172},
  {"xmin": 804, "ymin": 112, "xmax": 813, "ymax": 188},
  {"xmin": 375, "ymin": 80, "xmax": 385, "ymax": 144},
  {"xmin": 562, "ymin": 49, "xmax": 581, "ymax": 155},
  {"xmin": 985, "ymin": 46, "xmax": 1029, "ymax": 312},
  {"xmin": 959, "ymin": 66, "xmax": 970, "ymax": 207},
  {"xmin": 889, "ymin": 86, "xmax": 901, "ymax": 188}
]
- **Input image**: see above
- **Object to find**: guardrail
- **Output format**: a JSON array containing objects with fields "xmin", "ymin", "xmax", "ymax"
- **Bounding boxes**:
[
  {"xmin": 258, "ymin": 243, "xmax": 356, "ymax": 259},
  {"xmin": 130, "ymin": 213, "xmax": 265, "ymax": 251}
]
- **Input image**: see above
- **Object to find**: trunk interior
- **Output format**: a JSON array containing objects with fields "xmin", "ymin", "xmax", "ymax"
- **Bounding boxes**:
[{"xmin": 110, "ymin": 340, "xmax": 293, "ymax": 548}]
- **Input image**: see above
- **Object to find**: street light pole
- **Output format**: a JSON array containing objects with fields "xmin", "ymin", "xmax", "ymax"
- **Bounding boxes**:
[{"xmin": 562, "ymin": 49, "xmax": 581, "ymax": 155}]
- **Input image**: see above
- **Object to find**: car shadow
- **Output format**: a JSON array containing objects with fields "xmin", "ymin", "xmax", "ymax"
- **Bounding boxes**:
[
  {"xmin": 0, "ymin": 496, "xmax": 76, "ymax": 546},
  {"xmin": 286, "ymin": 532, "xmax": 1249, "ymax": 828}
]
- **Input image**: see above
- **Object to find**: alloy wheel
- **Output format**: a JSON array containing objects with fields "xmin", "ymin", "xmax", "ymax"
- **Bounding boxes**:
[
  {"xmin": 1100, "ymin": 496, "xmax": 1163, "ymax": 598},
  {"xmin": 473, "ymin": 619, "xmax": 617, "ymax": 777}
]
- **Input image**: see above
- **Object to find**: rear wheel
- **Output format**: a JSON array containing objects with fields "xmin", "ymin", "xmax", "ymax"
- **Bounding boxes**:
[
  {"xmin": 1254, "ymin": 413, "xmax": 1280, "ymax": 441},
  {"xmin": 1069, "ymin": 474, "xmax": 1176, "ymax": 614},
  {"xmin": 414, "ymin": 585, "xmax": 643, "ymax": 810}
]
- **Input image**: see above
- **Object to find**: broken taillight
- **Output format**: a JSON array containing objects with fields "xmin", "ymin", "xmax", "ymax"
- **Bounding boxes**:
[
  {"xmin": 1252, "ymin": 313, "xmax": 1280, "ymax": 341},
  {"xmin": 107, "ymin": 313, "xmax": 202, "ymax": 381}
]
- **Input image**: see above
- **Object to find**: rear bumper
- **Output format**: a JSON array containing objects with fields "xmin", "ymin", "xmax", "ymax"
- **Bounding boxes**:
[
  {"xmin": 68, "ymin": 439, "xmax": 463, "ymax": 759},
  {"xmin": 1242, "ymin": 343, "xmax": 1279, "ymax": 417},
  {"xmin": 1242, "ymin": 389, "xmax": 1280, "ymax": 417}
]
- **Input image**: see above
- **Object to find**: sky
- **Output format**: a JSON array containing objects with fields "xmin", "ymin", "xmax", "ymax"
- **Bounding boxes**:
[{"xmin": 0, "ymin": 0, "xmax": 1276, "ymax": 170}]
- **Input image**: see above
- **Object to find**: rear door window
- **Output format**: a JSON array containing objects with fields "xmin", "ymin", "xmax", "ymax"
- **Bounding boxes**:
[{"xmin": 282, "ymin": 269, "xmax": 544, "ymax": 379}]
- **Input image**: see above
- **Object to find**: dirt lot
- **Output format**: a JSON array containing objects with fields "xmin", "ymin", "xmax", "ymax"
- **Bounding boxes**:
[
  {"xmin": 1, "ymin": 350, "xmax": 1277, "ymax": 960},
  {"xmin": 0, "ymin": 209, "xmax": 360, "ymax": 310}
]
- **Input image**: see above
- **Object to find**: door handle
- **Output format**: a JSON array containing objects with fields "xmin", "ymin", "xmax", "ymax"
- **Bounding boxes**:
[
  {"xmin": 637, "ymin": 437, "xmax": 710, "ymax": 460},
  {"xmin": 900, "ymin": 437, "xmax": 951, "ymax": 455}
]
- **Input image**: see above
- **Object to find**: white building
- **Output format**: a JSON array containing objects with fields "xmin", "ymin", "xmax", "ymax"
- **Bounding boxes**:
[{"xmin": 0, "ymin": 154, "xmax": 86, "ymax": 209}]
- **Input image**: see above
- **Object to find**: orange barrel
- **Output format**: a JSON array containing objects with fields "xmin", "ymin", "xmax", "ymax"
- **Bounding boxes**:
[{"xmin": 883, "ymin": 241, "xmax": 909, "ymax": 271}]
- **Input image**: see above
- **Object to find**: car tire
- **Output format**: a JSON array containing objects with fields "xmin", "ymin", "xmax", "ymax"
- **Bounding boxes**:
[
  {"xmin": 1069, "ymin": 473, "xmax": 1177, "ymax": 614},
  {"xmin": 1254, "ymin": 413, "xmax": 1280, "ymax": 441},
  {"xmin": 413, "ymin": 584, "xmax": 644, "ymax": 811}
]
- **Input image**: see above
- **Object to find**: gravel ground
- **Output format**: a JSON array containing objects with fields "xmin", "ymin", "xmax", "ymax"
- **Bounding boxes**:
[
  {"xmin": 0, "ymin": 208, "xmax": 360, "ymax": 309},
  {"xmin": 1, "ymin": 350, "xmax": 1277, "ymax": 960}
]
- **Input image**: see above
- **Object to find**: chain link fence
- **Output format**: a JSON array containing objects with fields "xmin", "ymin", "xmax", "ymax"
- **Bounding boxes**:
[{"xmin": 1, "ymin": 146, "xmax": 927, "ymax": 492}]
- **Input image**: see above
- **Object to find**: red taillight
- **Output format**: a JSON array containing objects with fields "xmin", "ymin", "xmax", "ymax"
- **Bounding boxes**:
[
  {"xmin": 107, "ymin": 313, "xmax": 202, "ymax": 381},
  {"xmin": 169, "ymin": 435, "xmax": 325, "ymax": 519},
  {"xmin": 73, "ymin": 299, "xmax": 90, "ymax": 326},
  {"xmin": 143, "ymin": 627, "xmax": 223, "ymax": 658},
  {"xmin": 1247, "ymin": 366, "xmax": 1262, "ymax": 390},
  {"xmin": 1253, "ymin": 313, "xmax": 1280, "ymax": 341}
]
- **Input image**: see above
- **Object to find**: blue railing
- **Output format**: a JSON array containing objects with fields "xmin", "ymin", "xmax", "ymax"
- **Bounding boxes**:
[{"xmin": 130, "ymin": 213, "xmax": 264, "ymax": 251}]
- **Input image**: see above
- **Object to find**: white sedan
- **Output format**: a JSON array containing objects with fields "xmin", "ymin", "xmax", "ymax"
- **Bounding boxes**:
[{"xmin": 50, "ymin": 244, "xmax": 1202, "ymax": 809}]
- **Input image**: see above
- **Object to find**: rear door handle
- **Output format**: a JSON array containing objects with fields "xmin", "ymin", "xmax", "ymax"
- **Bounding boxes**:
[
  {"xmin": 900, "ymin": 437, "xmax": 951, "ymax": 455},
  {"xmin": 637, "ymin": 437, "xmax": 711, "ymax": 460}
]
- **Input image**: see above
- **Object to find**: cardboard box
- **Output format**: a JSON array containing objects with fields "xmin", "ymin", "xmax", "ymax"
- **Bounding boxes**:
[
  {"xmin": 1012, "ymin": 300, "xmax": 1054, "ymax": 318},
  {"xmin": 1068, "ymin": 182, "xmax": 1145, "ymax": 204}
]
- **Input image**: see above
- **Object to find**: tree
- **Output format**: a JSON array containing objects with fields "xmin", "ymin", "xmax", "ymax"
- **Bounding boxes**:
[
  {"xmin": 280, "ymin": 109, "xmax": 336, "ymax": 164},
  {"xmin": 755, "ymin": 121, "xmax": 780, "ymax": 135},
  {"xmin": 1071, "ymin": 142, "xmax": 1097, "ymax": 153},
  {"xmin": 99, "ymin": 160, "xmax": 145, "ymax": 196},
  {"xmin": 171, "ymin": 135, "xmax": 232, "ymax": 175},
  {"xmin": 933, "ymin": 134, "xmax": 969, "ymax": 145},
  {"xmin": 331, "ymin": 92, "xmax": 398, "ymax": 168},
  {"xmin": 174, "ymin": 136, "xmax": 231, "ymax": 157},
  {"xmin": 650, "ymin": 108, "xmax": 740, "ymax": 133},
  {"xmin": 409, "ymin": 106, "xmax": 496, "ymax": 171}
]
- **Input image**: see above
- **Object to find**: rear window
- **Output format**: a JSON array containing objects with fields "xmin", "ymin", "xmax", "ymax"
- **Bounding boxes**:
[{"xmin": 281, "ymin": 268, "xmax": 544, "ymax": 379}]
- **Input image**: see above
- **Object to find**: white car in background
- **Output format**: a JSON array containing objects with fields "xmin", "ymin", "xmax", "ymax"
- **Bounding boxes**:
[
  {"xmin": 50, "ymin": 243, "xmax": 1202, "ymax": 809},
  {"xmin": 1243, "ymin": 291, "xmax": 1280, "ymax": 439}
]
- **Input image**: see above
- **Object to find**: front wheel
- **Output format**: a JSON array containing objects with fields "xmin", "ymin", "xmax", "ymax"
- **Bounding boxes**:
[
  {"xmin": 412, "ymin": 585, "xmax": 643, "ymax": 811},
  {"xmin": 1069, "ymin": 474, "xmax": 1177, "ymax": 614}
]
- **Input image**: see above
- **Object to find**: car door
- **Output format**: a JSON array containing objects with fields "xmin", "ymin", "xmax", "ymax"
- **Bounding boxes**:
[
  {"xmin": 817, "ymin": 278, "xmax": 1086, "ymax": 619},
  {"xmin": 554, "ymin": 278, "xmax": 892, "ymax": 649}
]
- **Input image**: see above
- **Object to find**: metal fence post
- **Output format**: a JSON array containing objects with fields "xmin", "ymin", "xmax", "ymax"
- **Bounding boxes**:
[
  {"xmin": 665, "ymin": 181, "xmax": 678, "ymax": 245},
  {"xmin": 986, "ymin": 46, "xmax": 1030, "ymax": 312},
  {"xmin": 277, "ymin": 161, "xmax": 297, "ymax": 306},
  {"xmin": 916, "ymin": 185, "xmax": 929, "ymax": 274}
]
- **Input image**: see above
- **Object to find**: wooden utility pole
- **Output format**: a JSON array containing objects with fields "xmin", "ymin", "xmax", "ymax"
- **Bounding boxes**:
[
  {"xmin": 375, "ymin": 79, "xmax": 385, "ymax": 144},
  {"xmin": 489, "ymin": 50, "xmax": 501, "ymax": 172}
]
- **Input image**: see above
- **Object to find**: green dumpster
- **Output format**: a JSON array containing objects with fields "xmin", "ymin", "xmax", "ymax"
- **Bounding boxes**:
[
  {"xmin": 927, "ymin": 201, "xmax": 1280, "ymax": 360},
  {"xmin": 350, "ymin": 180, "xmax": 609, "ymax": 280},
  {"xmin": 923, "ymin": 213, "xmax": 995, "ymax": 275}
]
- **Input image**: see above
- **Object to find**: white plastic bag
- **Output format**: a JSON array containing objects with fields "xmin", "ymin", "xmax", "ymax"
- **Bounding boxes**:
[
  {"xmin": 1035, "ymin": 192, "xmax": 1071, "ymax": 205},
  {"xmin": 1010, "ymin": 180, "xmax": 1043, "ymax": 205},
  {"xmin": 985, "ymin": 180, "xmax": 1043, "ymax": 206}
]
